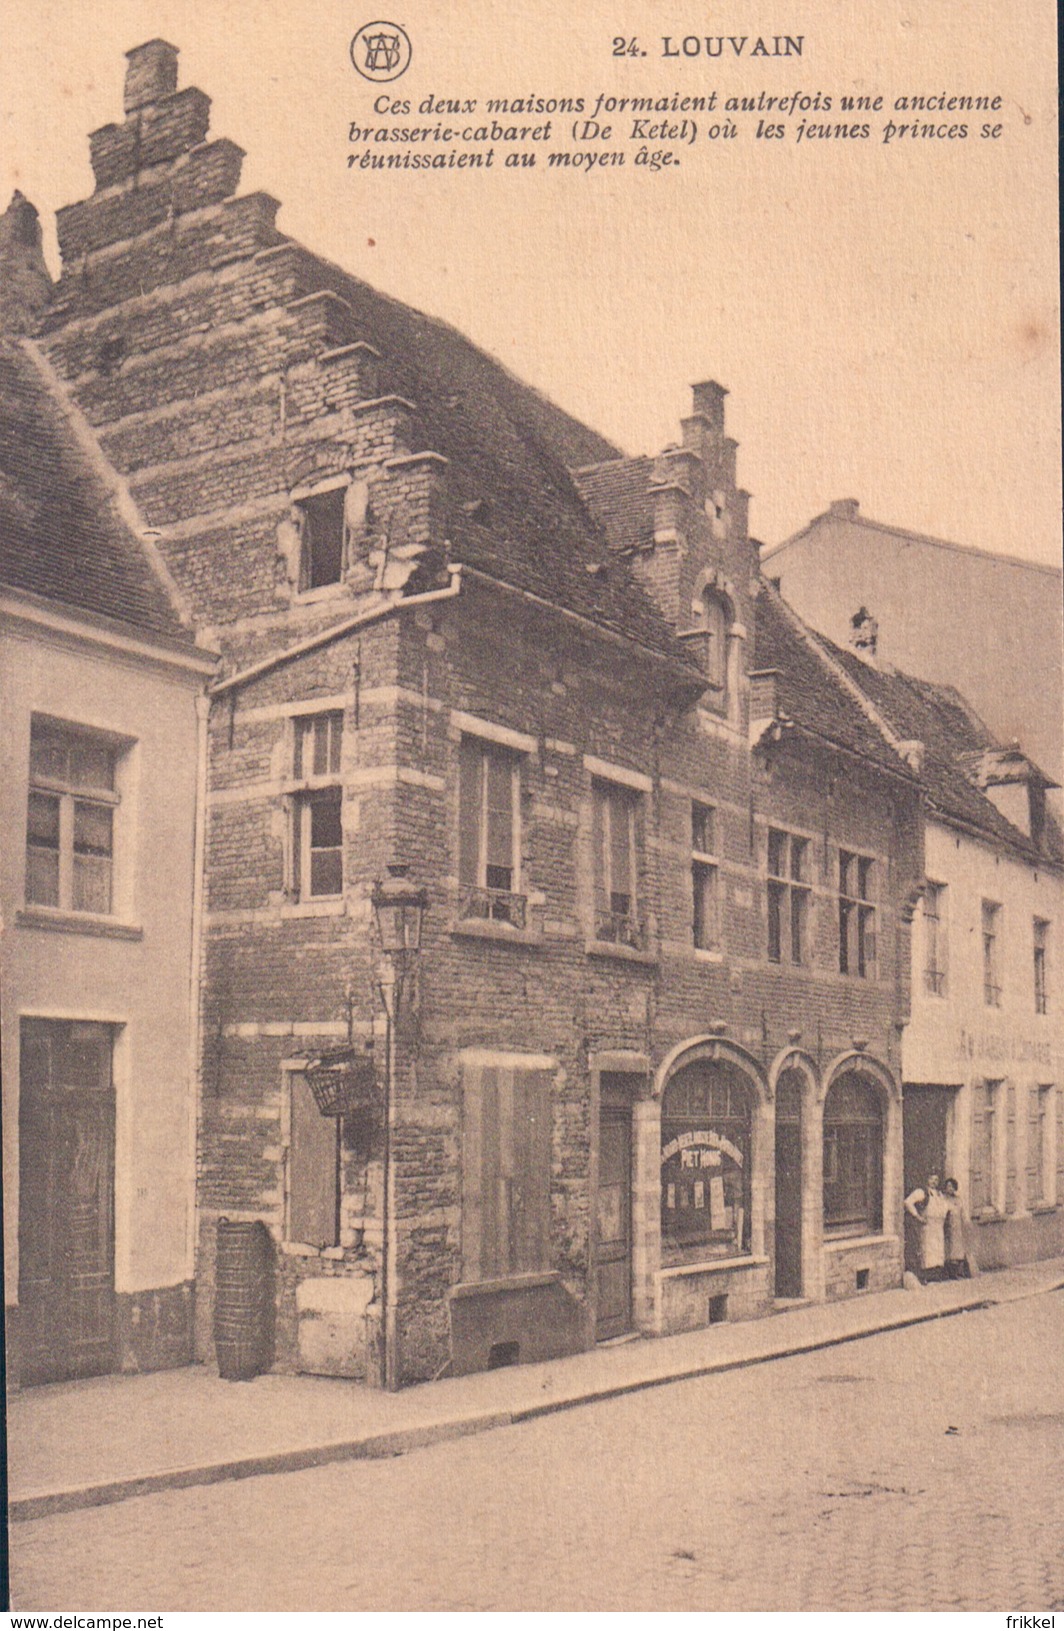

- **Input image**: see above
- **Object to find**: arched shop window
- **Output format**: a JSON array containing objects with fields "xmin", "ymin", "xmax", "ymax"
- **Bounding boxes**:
[
  {"xmin": 661, "ymin": 1060, "xmax": 752, "ymax": 1258},
  {"xmin": 823, "ymin": 1072, "xmax": 883, "ymax": 1235}
]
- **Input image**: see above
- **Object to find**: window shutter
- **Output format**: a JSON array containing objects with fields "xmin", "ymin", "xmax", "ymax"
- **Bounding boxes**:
[
  {"xmin": 592, "ymin": 787, "xmax": 607, "ymax": 912},
  {"xmin": 458, "ymin": 738, "xmax": 481, "ymax": 887},
  {"xmin": 1026, "ymin": 1088, "xmax": 1041, "ymax": 1204},
  {"xmin": 1056, "ymin": 1088, "xmax": 1064, "ymax": 1204},
  {"xmin": 461, "ymin": 1062, "xmax": 485, "ymax": 1279},
  {"xmin": 1004, "ymin": 1084, "xmax": 1017, "ymax": 1214},
  {"xmin": 970, "ymin": 1085, "xmax": 987, "ymax": 1212},
  {"xmin": 512, "ymin": 1068, "xmax": 552, "ymax": 1273},
  {"xmin": 462, "ymin": 1062, "xmax": 552, "ymax": 1282},
  {"xmin": 289, "ymin": 1073, "xmax": 339, "ymax": 1247}
]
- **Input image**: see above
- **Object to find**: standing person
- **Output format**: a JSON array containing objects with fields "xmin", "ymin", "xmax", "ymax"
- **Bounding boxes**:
[
  {"xmin": 943, "ymin": 1177, "xmax": 977, "ymax": 1278},
  {"xmin": 904, "ymin": 1173, "xmax": 950, "ymax": 1282}
]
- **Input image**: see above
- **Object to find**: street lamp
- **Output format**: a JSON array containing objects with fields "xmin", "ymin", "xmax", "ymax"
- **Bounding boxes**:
[{"xmin": 371, "ymin": 864, "xmax": 428, "ymax": 1390}]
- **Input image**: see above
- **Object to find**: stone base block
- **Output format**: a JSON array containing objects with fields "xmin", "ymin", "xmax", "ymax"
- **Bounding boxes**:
[
  {"xmin": 448, "ymin": 1274, "xmax": 589, "ymax": 1376},
  {"xmin": 296, "ymin": 1274, "xmax": 375, "ymax": 1378}
]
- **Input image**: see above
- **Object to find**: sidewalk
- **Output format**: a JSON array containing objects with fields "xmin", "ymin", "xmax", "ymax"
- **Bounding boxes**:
[{"xmin": 9, "ymin": 1255, "xmax": 1063, "ymax": 1522}]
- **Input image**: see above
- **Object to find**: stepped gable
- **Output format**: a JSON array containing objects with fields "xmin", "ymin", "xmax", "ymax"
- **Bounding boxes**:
[
  {"xmin": 282, "ymin": 250, "xmax": 687, "ymax": 662},
  {"xmin": 751, "ymin": 581, "xmax": 914, "ymax": 778},
  {"xmin": 0, "ymin": 338, "xmax": 193, "ymax": 643},
  {"xmin": 828, "ymin": 639, "xmax": 1063, "ymax": 863}
]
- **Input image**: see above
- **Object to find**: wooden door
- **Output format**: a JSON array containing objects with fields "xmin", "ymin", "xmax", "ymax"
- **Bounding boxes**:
[
  {"xmin": 595, "ymin": 1105, "xmax": 632, "ymax": 1339},
  {"xmin": 774, "ymin": 1071, "xmax": 803, "ymax": 1298},
  {"xmin": 19, "ymin": 1020, "xmax": 116, "ymax": 1385}
]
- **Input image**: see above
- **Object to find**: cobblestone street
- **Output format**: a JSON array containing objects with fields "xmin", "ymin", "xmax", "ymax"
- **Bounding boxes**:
[{"xmin": 11, "ymin": 1292, "xmax": 1064, "ymax": 1612}]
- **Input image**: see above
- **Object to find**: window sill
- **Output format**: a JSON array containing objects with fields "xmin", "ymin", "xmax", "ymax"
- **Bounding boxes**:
[
  {"xmin": 281, "ymin": 1240, "xmax": 345, "ymax": 1259},
  {"xmin": 450, "ymin": 917, "xmax": 542, "ymax": 948},
  {"xmin": 824, "ymin": 1232, "xmax": 897, "ymax": 1252},
  {"xmin": 449, "ymin": 1271, "xmax": 559, "ymax": 1300},
  {"xmin": 294, "ymin": 582, "xmax": 349, "ymax": 606},
  {"xmin": 15, "ymin": 907, "xmax": 143, "ymax": 942},
  {"xmin": 659, "ymin": 1254, "xmax": 767, "ymax": 1280},
  {"xmin": 585, "ymin": 939, "xmax": 658, "ymax": 966},
  {"xmin": 280, "ymin": 897, "xmax": 347, "ymax": 918},
  {"xmin": 1028, "ymin": 1203, "xmax": 1058, "ymax": 1217},
  {"xmin": 693, "ymin": 947, "xmax": 725, "ymax": 964},
  {"xmin": 971, "ymin": 1209, "xmax": 1006, "ymax": 1225}
]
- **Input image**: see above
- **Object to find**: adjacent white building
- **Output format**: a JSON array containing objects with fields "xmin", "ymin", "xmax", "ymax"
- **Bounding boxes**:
[{"xmin": 0, "ymin": 332, "xmax": 215, "ymax": 1384}]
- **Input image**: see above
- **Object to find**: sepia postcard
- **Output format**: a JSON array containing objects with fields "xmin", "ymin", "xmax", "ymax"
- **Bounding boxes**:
[{"xmin": 2, "ymin": 0, "xmax": 1061, "ymax": 1613}]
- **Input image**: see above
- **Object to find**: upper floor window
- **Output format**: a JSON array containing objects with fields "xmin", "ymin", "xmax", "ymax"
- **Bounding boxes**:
[
  {"xmin": 923, "ymin": 881, "xmax": 948, "ymax": 996},
  {"xmin": 290, "ymin": 712, "xmax": 343, "ymax": 900},
  {"xmin": 767, "ymin": 828, "xmax": 810, "ymax": 965},
  {"xmin": 26, "ymin": 720, "xmax": 120, "ymax": 915},
  {"xmin": 691, "ymin": 801, "xmax": 719, "ymax": 951},
  {"xmin": 982, "ymin": 901, "xmax": 1002, "ymax": 1007},
  {"xmin": 839, "ymin": 850, "xmax": 875, "ymax": 977},
  {"xmin": 458, "ymin": 736, "xmax": 525, "ymax": 927},
  {"xmin": 1034, "ymin": 918, "xmax": 1049, "ymax": 1015},
  {"xmin": 592, "ymin": 780, "xmax": 640, "ymax": 947},
  {"xmin": 298, "ymin": 487, "xmax": 346, "ymax": 591}
]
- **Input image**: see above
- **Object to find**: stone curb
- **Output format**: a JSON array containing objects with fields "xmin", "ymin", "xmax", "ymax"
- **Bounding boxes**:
[{"xmin": 12, "ymin": 1278, "xmax": 1061, "ymax": 1523}]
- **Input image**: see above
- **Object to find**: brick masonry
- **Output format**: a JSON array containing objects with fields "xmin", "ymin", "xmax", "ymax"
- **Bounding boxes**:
[{"xmin": 38, "ymin": 45, "xmax": 925, "ymax": 1386}]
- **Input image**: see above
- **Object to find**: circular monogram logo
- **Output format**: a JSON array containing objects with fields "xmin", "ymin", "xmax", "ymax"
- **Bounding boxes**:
[{"xmin": 350, "ymin": 21, "xmax": 412, "ymax": 82}]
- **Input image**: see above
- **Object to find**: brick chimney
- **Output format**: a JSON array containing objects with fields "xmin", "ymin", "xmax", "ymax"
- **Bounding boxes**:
[
  {"xmin": 124, "ymin": 39, "xmax": 179, "ymax": 111},
  {"xmin": 829, "ymin": 498, "xmax": 860, "ymax": 520},
  {"xmin": 0, "ymin": 192, "xmax": 54, "ymax": 335}
]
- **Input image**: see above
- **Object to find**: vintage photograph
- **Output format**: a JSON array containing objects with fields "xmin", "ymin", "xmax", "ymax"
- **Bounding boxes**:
[{"xmin": 2, "ymin": 0, "xmax": 1061, "ymax": 1612}]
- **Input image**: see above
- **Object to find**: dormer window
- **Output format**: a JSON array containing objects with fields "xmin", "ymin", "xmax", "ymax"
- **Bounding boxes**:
[{"xmin": 298, "ymin": 488, "xmax": 346, "ymax": 591}]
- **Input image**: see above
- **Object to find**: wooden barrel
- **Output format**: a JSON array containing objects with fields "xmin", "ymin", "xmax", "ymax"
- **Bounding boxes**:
[{"xmin": 213, "ymin": 1218, "xmax": 274, "ymax": 1380}]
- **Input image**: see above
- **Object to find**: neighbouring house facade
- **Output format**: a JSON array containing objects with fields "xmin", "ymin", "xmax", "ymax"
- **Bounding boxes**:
[
  {"xmin": 0, "ymin": 301, "xmax": 215, "ymax": 1385},
  {"xmin": 762, "ymin": 500, "xmax": 1064, "ymax": 795},
  {"xmin": 828, "ymin": 646, "xmax": 1064, "ymax": 1271},
  {"xmin": 26, "ymin": 41, "xmax": 939, "ymax": 1388}
]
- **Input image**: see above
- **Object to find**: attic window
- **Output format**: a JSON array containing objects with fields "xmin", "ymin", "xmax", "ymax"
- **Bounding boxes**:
[
  {"xmin": 98, "ymin": 336, "xmax": 127, "ymax": 373},
  {"xmin": 298, "ymin": 488, "xmax": 346, "ymax": 590}
]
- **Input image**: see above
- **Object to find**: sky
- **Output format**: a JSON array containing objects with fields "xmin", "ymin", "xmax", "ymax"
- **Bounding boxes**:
[{"xmin": 1, "ymin": 0, "xmax": 1060, "ymax": 564}]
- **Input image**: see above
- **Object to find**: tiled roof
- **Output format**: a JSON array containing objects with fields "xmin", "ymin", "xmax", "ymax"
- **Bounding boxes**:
[
  {"xmin": 573, "ymin": 456, "xmax": 656, "ymax": 554},
  {"xmin": 752, "ymin": 583, "xmax": 915, "ymax": 780},
  {"xmin": 300, "ymin": 254, "xmax": 690, "ymax": 664},
  {"xmin": 0, "ymin": 338, "xmax": 193, "ymax": 643},
  {"xmin": 827, "ymin": 636, "xmax": 1063, "ymax": 863}
]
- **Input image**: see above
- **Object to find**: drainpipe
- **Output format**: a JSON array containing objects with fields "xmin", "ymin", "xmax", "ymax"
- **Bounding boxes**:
[{"xmin": 186, "ymin": 688, "xmax": 211, "ymax": 1291}]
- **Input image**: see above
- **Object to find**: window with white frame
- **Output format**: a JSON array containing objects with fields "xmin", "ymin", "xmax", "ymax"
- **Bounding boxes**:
[
  {"xmin": 26, "ymin": 719, "xmax": 122, "ymax": 915},
  {"xmin": 290, "ymin": 712, "xmax": 344, "ymax": 901},
  {"xmin": 839, "ymin": 850, "xmax": 876, "ymax": 977},
  {"xmin": 592, "ymin": 780, "xmax": 640, "ymax": 947},
  {"xmin": 970, "ymin": 1079, "xmax": 1002, "ymax": 1213},
  {"xmin": 1027, "ymin": 1085, "xmax": 1054, "ymax": 1207},
  {"xmin": 1034, "ymin": 918, "xmax": 1049, "ymax": 1015},
  {"xmin": 767, "ymin": 827, "xmax": 810, "ymax": 966},
  {"xmin": 982, "ymin": 901, "xmax": 1002, "ymax": 1008},
  {"xmin": 923, "ymin": 881, "xmax": 948, "ymax": 996},
  {"xmin": 458, "ymin": 735, "xmax": 525, "ymax": 927},
  {"xmin": 691, "ymin": 801, "xmax": 719, "ymax": 951}
]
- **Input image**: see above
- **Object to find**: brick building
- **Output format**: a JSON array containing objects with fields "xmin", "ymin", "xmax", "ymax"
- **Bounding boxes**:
[
  {"xmin": 1, "ymin": 212, "xmax": 216, "ymax": 1385},
  {"xmin": 31, "ymin": 42, "xmax": 938, "ymax": 1386}
]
